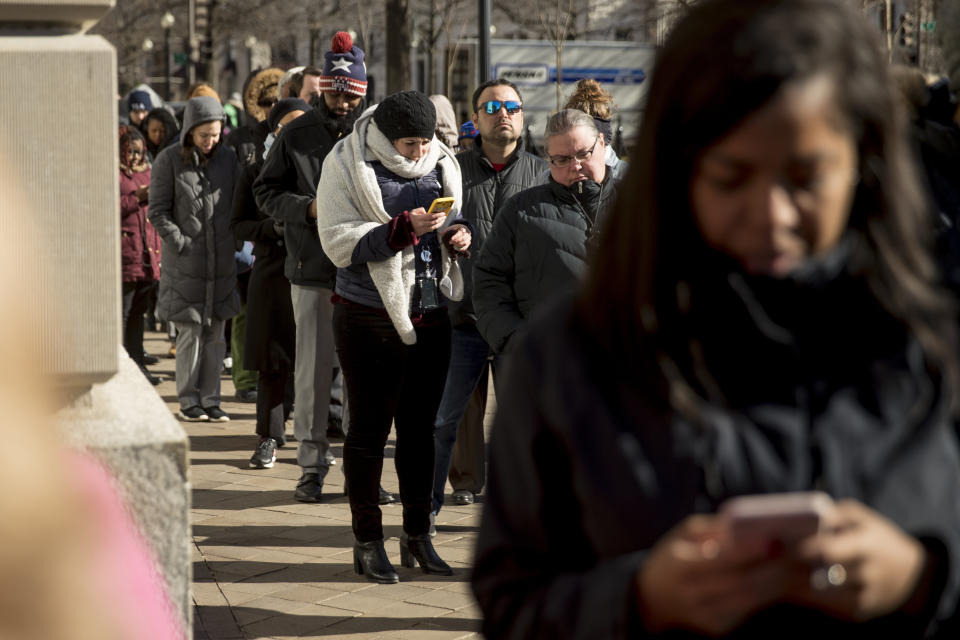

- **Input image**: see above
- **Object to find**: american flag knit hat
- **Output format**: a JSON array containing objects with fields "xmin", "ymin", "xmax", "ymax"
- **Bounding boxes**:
[{"xmin": 320, "ymin": 31, "xmax": 367, "ymax": 97}]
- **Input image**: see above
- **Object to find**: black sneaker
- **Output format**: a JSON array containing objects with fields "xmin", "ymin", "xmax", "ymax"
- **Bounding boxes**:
[
  {"xmin": 342, "ymin": 481, "xmax": 395, "ymax": 504},
  {"xmin": 249, "ymin": 438, "xmax": 277, "ymax": 469},
  {"xmin": 294, "ymin": 472, "xmax": 323, "ymax": 503},
  {"xmin": 139, "ymin": 365, "xmax": 161, "ymax": 386},
  {"xmin": 379, "ymin": 486, "xmax": 397, "ymax": 505},
  {"xmin": 235, "ymin": 388, "xmax": 257, "ymax": 403},
  {"xmin": 178, "ymin": 406, "xmax": 208, "ymax": 422},
  {"xmin": 203, "ymin": 406, "xmax": 230, "ymax": 422},
  {"xmin": 142, "ymin": 352, "xmax": 160, "ymax": 366},
  {"xmin": 326, "ymin": 417, "xmax": 346, "ymax": 439}
]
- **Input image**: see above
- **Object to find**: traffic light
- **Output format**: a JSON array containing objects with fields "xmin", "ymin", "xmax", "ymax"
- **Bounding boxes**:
[{"xmin": 898, "ymin": 11, "xmax": 918, "ymax": 64}]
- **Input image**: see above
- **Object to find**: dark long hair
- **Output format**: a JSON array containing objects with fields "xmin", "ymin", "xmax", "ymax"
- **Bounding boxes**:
[{"xmin": 580, "ymin": 0, "xmax": 957, "ymax": 403}]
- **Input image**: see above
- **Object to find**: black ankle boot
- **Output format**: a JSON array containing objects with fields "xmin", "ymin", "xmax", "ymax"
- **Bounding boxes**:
[
  {"xmin": 353, "ymin": 539, "xmax": 399, "ymax": 584},
  {"xmin": 399, "ymin": 533, "xmax": 453, "ymax": 575}
]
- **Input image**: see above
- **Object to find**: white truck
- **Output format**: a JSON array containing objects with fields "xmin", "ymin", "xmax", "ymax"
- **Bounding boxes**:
[
  {"xmin": 492, "ymin": 39, "xmax": 652, "ymax": 148},
  {"xmin": 446, "ymin": 39, "xmax": 654, "ymax": 153}
]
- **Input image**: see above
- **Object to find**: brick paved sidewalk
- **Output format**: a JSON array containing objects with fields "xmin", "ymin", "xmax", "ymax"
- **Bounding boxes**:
[{"xmin": 145, "ymin": 331, "xmax": 485, "ymax": 640}]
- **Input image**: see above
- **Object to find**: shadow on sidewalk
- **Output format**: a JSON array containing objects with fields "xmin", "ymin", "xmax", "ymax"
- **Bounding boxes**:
[
  {"xmin": 199, "ymin": 559, "xmax": 470, "ymax": 585},
  {"xmin": 196, "ymin": 604, "xmax": 479, "ymax": 638},
  {"xmin": 194, "ymin": 488, "xmax": 315, "ymax": 509},
  {"xmin": 194, "ymin": 524, "xmax": 356, "ymax": 546}
]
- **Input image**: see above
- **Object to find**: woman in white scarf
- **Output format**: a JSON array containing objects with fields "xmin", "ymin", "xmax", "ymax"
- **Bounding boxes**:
[{"xmin": 317, "ymin": 91, "xmax": 472, "ymax": 584}]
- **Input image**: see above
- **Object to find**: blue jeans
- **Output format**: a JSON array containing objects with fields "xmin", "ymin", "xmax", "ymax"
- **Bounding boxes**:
[{"xmin": 432, "ymin": 324, "xmax": 494, "ymax": 513}]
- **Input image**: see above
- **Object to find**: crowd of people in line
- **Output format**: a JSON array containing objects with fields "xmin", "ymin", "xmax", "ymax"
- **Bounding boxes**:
[
  {"xmin": 120, "ymin": 27, "xmax": 625, "ymax": 586},
  {"xmin": 116, "ymin": 0, "xmax": 960, "ymax": 636}
]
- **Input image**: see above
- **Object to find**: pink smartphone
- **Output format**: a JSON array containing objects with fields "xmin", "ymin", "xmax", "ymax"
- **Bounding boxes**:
[{"xmin": 720, "ymin": 491, "xmax": 833, "ymax": 545}]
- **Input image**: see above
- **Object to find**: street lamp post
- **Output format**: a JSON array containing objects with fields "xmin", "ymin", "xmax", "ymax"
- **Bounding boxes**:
[
  {"xmin": 478, "ymin": 0, "xmax": 491, "ymax": 83},
  {"xmin": 161, "ymin": 11, "xmax": 176, "ymax": 101},
  {"xmin": 142, "ymin": 38, "xmax": 154, "ymax": 84}
]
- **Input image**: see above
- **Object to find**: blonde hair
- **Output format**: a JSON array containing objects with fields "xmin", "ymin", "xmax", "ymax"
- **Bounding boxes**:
[
  {"xmin": 564, "ymin": 78, "xmax": 615, "ymax": 120},
  {"xmin": 544, "ymin": 108, "xmax": 598, "ymax": 140},
  {"xmin": 185, "ymin": 82, "xmax": 220, "ymax": 102}
]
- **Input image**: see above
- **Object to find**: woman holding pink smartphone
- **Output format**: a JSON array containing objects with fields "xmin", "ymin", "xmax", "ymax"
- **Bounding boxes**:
[{"xmin": 471, "ymin": 1, "xmax": 960, "ymax": 637}]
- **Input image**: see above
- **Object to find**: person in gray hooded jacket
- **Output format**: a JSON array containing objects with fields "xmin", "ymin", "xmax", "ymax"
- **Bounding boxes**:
[{"xmin": 149, "ymin": 96, "xmax": 241, "ymax": 422}]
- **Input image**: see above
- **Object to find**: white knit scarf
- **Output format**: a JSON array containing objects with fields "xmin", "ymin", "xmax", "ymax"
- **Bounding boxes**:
[{"xmin": 317, "ymin": 105, "xmax": 464, "ymax": 345}]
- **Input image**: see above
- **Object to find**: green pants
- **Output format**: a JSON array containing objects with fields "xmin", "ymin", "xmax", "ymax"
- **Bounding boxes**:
[{"xmin": 231, "ymin": 303, "xmax": 258, "ymax": 392}]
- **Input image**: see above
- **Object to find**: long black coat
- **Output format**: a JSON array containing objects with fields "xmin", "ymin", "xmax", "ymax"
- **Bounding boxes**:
[
  {"xmin": 229, "ymin": 163, "xmax": 294, "ymax": 372},
  {"xmin": 252, "ymin": 107, "xmax": 345, "ymax": 288},
  {"xmin": 471, "ymin": 256, "xmax": 960, "ymax": 639}
]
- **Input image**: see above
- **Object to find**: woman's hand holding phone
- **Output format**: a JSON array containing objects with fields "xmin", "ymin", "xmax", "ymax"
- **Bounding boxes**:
[
  {"xmin": 786, "ymin": 500, "xmax": 928, "ymax": 621},
  {"xmin": 637, "ymin": 514, "xmax": 794, "ymax": 636},
  {"xmin": 409, "ymin": 207, "xmax": 445, "ymax": 237},
  {"xmin": 637, "ymin": 497, "xmax": 931, "ymax": 635}
]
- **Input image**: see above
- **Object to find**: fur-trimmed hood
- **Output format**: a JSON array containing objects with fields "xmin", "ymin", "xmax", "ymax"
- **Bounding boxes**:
[{"xmin": 242, "ymin": 67, "xmax": 284, "ymax": 123}]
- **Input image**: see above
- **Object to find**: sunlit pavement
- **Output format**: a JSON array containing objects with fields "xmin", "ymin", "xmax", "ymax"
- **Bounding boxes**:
[{"xmin": 144, "ymin": 330, "xmax": 487, "ymax": 639}]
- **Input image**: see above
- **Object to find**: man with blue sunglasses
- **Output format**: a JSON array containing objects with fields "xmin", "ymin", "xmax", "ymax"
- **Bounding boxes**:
[
  {"xmin": 480, "ymin": 99, "xmax": 523, "ymax": 115},
  {"xmin": 431, "ymin": 79, "xmax": 548, "ymax": 528}
]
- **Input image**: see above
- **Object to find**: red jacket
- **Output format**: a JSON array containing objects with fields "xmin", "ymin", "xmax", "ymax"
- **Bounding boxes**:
[{"xmin": 119, "ymin": 168, "xmax": 161, "ymax": 282}]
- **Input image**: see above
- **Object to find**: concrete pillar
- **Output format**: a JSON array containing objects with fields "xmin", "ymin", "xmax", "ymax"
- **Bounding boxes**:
[{"xmin": 0, "ymin": 1, "xmax": 192, "ymax": 634}]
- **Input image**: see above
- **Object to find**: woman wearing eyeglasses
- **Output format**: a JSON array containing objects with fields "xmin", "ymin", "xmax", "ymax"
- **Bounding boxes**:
[
  {"xmin": 473, "ymin": 108, "xmax": 627, "ymax": 356},
  {"xmin": 119, "ymin": 124, "xmax": 162, "ymax": 385}
]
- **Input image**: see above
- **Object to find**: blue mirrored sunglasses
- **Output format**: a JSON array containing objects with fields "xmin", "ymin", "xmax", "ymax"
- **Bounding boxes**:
[{"xmin": 480, "ymin": 100, "xmax": 522, "ymax": 115}]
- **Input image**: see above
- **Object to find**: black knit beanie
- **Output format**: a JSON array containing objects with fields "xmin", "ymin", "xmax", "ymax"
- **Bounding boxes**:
[
  {"xmin": 373, "ymin": 91, "xmax": 436, "ymax": 141},
  {"xmin": 267, "ymin": 98, "xmax": 312, "ymax": 133}
]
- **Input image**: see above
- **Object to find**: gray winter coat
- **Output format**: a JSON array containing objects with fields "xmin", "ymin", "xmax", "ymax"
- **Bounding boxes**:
[{"xmin": 149, "ymin": 97, "xmax": 241, "ymax": 324}]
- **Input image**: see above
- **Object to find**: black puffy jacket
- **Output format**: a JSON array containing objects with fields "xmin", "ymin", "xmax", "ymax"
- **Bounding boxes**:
[
  {"xmin": 252, "ymin": 107, "xmax": 351, "ymax": 288},
  {"xmin": 473, "ymin": 258, "xmax": 960, "ymax": 639},
  {"xmin": 473, "ymin": 165, "xmax": 625, "ymax": 353},
  {"xmin": 448, "ymin": 138, "xmax": 547, "ymax": 327}
]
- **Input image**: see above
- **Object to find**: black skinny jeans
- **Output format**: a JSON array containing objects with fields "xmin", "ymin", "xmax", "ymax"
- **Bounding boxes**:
[
  {"xmin": 122, "ymin": 279, "xmax": 155, "ymax": 365},
  {"xmin": 256, "ymin": 367, "xmax": 294, "ymax": 444},
  {"xmin": 334, "ymin": 302, "xmax": 451, "ymax": 542}
]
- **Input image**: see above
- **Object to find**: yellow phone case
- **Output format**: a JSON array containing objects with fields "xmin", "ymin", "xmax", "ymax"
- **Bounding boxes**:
[{"xmin": 427, "ymin": 197, "xmax": 456, "ymax": 216}]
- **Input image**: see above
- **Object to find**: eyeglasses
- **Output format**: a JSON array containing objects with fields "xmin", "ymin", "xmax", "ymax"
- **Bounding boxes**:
[
  {"xmin": 548, "ymin": 136, "xmax": 600, "ymax": 168},
  {"xmin": 128, "ymin": 149, "xmax": 144, "ymax": 157},
  {"xmin": 478, "ymin": 100, "xmax": 522, "ymax": 115}
]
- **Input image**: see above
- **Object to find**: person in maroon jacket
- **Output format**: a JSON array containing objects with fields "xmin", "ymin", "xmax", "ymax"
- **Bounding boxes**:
[{"xmin": 119, "ymin": 125, "xmax": 162, "ymax": 384}]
